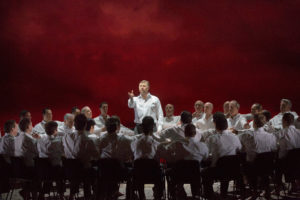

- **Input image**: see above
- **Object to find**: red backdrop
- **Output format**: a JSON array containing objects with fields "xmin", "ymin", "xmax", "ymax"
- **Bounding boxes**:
[{"xmin": 1, "ymin": 0, "xmax": 300, "ymax": 133}]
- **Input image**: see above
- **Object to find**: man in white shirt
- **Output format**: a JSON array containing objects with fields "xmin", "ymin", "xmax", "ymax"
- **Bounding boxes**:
[
  {"xmin": 270, "ymin": 99, "xmax": 300, "ymax": 130},
  {"xmin": 33, "ymin": 108, "xmax": 59, "ymax": 135},
  {"xmin": 81, "ymin": 106, "xmax": 93, "ymax": 119},
  {"xmin": 165, "ymin": 123, "xmax": 209, "ymax": 199},
  {"xmin": 192, "ymin": 100, "xmax": 204, "ymax": 123},
  {"xmin": 37, "ymin": 121, "xmax": 64, "ymax": 197},
  {"xmin": 94, "ymin": 102, "xmax": 109, "ymax": 131},
  {"xmin": 202, "ymin": 113, "xmax": 242, "ymax": 199},
  {"xmin": 97, "ymin": 116, "xmax": 134, "ymax": 199},
  {"xmin": 223, "ymin": 101, "xmax": 230, "ymax": 118},
  {"xmin": 195, "ymin": 102, "xmax": 215, "ymax": 131},
  {"xmin": 245, "ymin": 103, "xmax": 263, "ymax": 127},
  {"xmin": 57, "ymin": 113, "xmax": 75, "ymax": 136},
  {"xmin": 62, "ymin": 114, "xmax": 99, "ymax": 199},
  {"xmin": 238, "ymin": 114, "xmax": 277, "ymax": 162},
  {"xmin": 158, "ymin": 111, "xmax": 202, "ymax": 143},
  {"xmin": 0, "ymin": 120, "xmax": 18, "ymax": 194},
  {"xmin": 227, "ymin": 100, "xmax": 249, "ymax": 131},
  {"xmin": 130, "ymin": 116, "xmax": 163, "ymax": 199},
  {"xmin": 162, "ymin": 104, "xmax": 180, "ymax": 130},
  {"xmin": 128, "ymin": 80, "xmax": 164, "ymax": 134},
  {"xmin": 0, "ymin": 120, "xmax": 18, "ymax": 159}
]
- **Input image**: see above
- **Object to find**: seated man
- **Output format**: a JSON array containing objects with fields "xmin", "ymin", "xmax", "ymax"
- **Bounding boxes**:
[
  {"xmin": 37, "ymin": 121, "xmax": 64, "ymax": 198},
  {"xmin": 270, "ymin": 99, "xmax": 300, "ymax": 130},
  {"xmin": 0, "ymin": 120, "xmax": 18, "ymax": 194},
  {"xmin": 227, "ymin": 100, "xmax": 249, "ymax": 131},
  {"xmin": 195, "ymin": 102, "xmax": 215, "ymax": 131},
  {"xmin": 223, "ymin": 101, "xmax": 230, "ymax": 119},
  {"xmin": 158, "ymin": 111, "xmax": 202, "ymax": 143},
  {"xmin": 71, "ymin": 106, "xmax": 81, "ymax": 117},
  {"xmin": 15, "ymin": 118, "xmax": 39, "ymax": 197},
  {"xmin": 131, "ymin": 116, "xmax": 164, "ymax": 200},
  {"xmin": 57, "ymin": 113, "xmax": 75, "ymax": 136},
  {"xmin": 162, "ymin": 104, "xmax": 180, "ymax": 130},
  {"xmin": 62, "ymin": 114, "xmax": 99, "ymax": 199},
  {"xmin": 165, "ymin": 124, "xmax": 208, "ymax": 199},
  {"xmin": 33, "ymin": 108, "xmax": 62, "ymax": 135},
  {"xmin": 202, "ymin": 113, "xmax": 242, "ymax": 199},
  {"xmin": 97, "ymin": 117, "xmax": 134, "ymax": 199},
  {"xmin": 86, "ymin": 119, "xmax": 99, "ymax": 142},
  {"xmin": 238, "ymin": 114, "xmax": 277, "ymax": 198},
  {"xmin": 81, "ymin": 106, "xmax": 93, "ymax": 119},
  {"xmin": 192, "ymin": 100, "xmax": 204, "ymax": 123}
]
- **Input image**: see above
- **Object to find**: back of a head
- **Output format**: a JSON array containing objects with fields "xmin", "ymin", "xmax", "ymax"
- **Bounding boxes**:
[
  {"xmin": 19, "ymin": 118, "xmax": 31, "ymax": 132},
  {"xmin": 105, "ymin": 117, "xmax": 120, "ymax": 133},
  {"xmin": 253, "ymin": 114, "xmax": 266, "ymax": 128},
  {"xmin": 262, "ymin": 110, "xmax": 271, "ymax": 121},
  {"xmin": 4, "ymin": 120, "xmax": 16, "ymax": 133},
  {"xmin": 180, "ymin": 111, "xmax": 192, "ymax": 124},
  {"xmin": 213, "ymin": 112, "xmax": 228, "ymax": 131},
  {"xmin": 283, "ymin": 113, "xmax": 294, "ymax": 126},
  {"xmin": 45, "ymin": 121, "xmax": 58, "ymax": 136},
  {"xmin": 142, "ymin": 116, "xmax": 154, "ymax": 135},
  {"xmin": 184, "ymin": 123, "xmax": 196, "ymax": 138},
  {"xmin": 74, "ymin": 114, "xmax": 87, "ymax": 131},
  {"xmin": 85, "ymin": 119, "xmax": 96, "ymax": 132}
]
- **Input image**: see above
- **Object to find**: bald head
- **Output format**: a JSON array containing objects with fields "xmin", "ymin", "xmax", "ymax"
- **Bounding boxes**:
[
  {"xmin": 81, "ymin": 106, "xmax": 92, "ymax": 119},
  {"xmin": 204, "ymin": 102, "xmax": 213, "ymax": 116}
]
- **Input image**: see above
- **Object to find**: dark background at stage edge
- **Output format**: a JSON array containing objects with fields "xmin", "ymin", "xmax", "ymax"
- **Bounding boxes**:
[{"xmin": 1, "ymin": 0, "xmax": 300, "ymax": 133}]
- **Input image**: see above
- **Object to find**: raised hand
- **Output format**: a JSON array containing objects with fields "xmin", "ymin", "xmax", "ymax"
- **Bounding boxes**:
[{"xmin": 128, "ymin": 90, "xmax": 134, "ymax": 98}]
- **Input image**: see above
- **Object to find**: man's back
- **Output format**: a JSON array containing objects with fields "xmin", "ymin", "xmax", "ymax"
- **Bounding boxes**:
[
  {"xmin": 278, "ymin": 125, "xmax": 300, "ymax": 158},
  {"xmin": 131, "ymin": 134, "xmax": 160, "ymax": 160},
  {"xmin": 37, "ymin": 135, "xmax": 63, "ymax": 166}
]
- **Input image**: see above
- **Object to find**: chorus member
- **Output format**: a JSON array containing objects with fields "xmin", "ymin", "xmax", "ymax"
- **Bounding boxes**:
[
  {"xmin": 195, "ymin": 102, "xmax": 214, "ymax": 131},
  {"xmin": 165, "ymin": 124, "xmax": 208, "ymax": 199},
  {"xmin": 238, "ymin": 114, "xmax": 277, "ymax": 162},
  {"xmin": 202, "ymin": 113, "xmax": 242, "ymax": 198},
  {"xmin": 261, "ymin": 110, "xmax": 276, "ymax": 133},
  {"xmin": 62, "ymin": 114, "xmax": 99, "ymax": 199},
  {"xmin": 128, "ymin": 80, "xmax": 164, "ymax": 133},
  {"xmin": 37, "ymin": 121, "xmax": 64, "ymax": 198},
  {"xmin": 130, "ymin": 116, "xmax": 163, "ymax": 199},
  {"xmin": 227, "ymin": 100, "xmax": 249, "ymax": 131},
  {"xmin": 270, "ymin": 99, "xmax": 299, "ymax": 130},
  {"xmin": 94, "ymin": 102, "xmax": 109, "ymax": 131},
  {"xmin": 277, "ymin": 113, "xmax": 300, "ymax": 159},
  {"xmin": 192, "ymin": 100, "xmax": 204, "ymax": 123},
  {"xmin": 57, "ymin": 113, "xmax": 75, "ymax": 136},
  {"xmin": 34, "ymin": 108, "xmax": 62, "ymax": 135},
  {"xmin": 0, "ymin": 120, "xmax": 18, "ymax": 159},
  {"xmin": 86, "ymin": 119, "xmax": 99, "ymax": 142},
  {"xmin": 246, "ymin": 103, "xmax": 263, "ymax": 127},
  {"xmin": 159, "ymin": 111, "xmax": 202, "ymax": 143},
  {"xmin": 19, "ymin": 110, "xmax": 32, "ymax": 121},
  {"xmin": 81, "ymin": 106, "xmax": 93, "ymax": 119},
  {"xmin": 71, "ymin": 106, "xmax": 81, "ymax": 116},
  {"xmin": 223, "ymin": 101, "xmax": 230, "ymax": 118},
  {"xmin": 162, "ymin": 104, "xmax": 180, "ymax": 130}
]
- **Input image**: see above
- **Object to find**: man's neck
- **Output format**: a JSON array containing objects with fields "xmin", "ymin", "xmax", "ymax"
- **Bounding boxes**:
[
  {"xmin": 141, "ymin": 93, "xmax": 149, "ymax": 99},
  {"xmin": 166, "ymin": 114, "xmax": 173, "ymax": 118},
  {"xmin": 205, "ymin": 113, "xmax": 212, "ymax": 119}
]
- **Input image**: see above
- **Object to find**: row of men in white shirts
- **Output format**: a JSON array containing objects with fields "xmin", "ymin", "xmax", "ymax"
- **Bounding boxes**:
[{"xmin": 1, "ymin": 109, "xmax": 300, "ymax": 198}]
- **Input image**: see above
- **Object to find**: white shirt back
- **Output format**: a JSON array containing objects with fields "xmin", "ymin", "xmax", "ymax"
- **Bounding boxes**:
[
  {"xmin": 278, "ymin": 125, "xmax": 300, "ymax": 159},
  {"xmin": 131, "ymin": 134, "xmax": 160, "ymax": 160}
]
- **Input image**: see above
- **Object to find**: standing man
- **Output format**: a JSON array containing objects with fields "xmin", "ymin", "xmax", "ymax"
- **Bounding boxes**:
[{"xmin": 128, "ymin": 80, "xmax": 164, "ymax": 134}]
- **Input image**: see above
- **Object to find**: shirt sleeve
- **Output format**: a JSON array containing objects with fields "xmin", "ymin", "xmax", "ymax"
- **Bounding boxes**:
[
  {"xmin": 156, "ymin": 98, "xmax": 164, "ymax": 132},
  {"xmin": 128, "ymin": 97, "xmax": 136, "ymax": 108}
]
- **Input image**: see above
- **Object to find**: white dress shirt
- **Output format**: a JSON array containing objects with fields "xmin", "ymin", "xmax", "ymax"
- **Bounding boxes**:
[
  {"xmin": 195, "ymin": 114, "xmax": 215, "ymax": 131},
  {"xmin": 94, "ymin": 115, "xmax": 108, "ymax": 130},
  {"xmin": 97, "ymin": 133, "xmax": 134, "ymax": 162},
  {"xmin": 0, "ymin": 133, "xmax": 15, "ymax": 162},
  {"xmin": 158, "ymin": 124, "xmax": 202, "ymax": 143},
  {"xmin": 227, "ymin": 114, "xmax": 247, "ymax": 131},
  {"xmin": 34, "ymin": 120, "xmax": 63, "ymax": 135},
  {"xmin": 131, "ymin": 134, "xmax": 160, "ymax": 160},
  {"xmin": 62, "ymin": 130, "xmax": 99, "ymax": 168},
  {"xmin": 165, "ymin": 137, "xmax": 209, "ymax": 163},
  {"xmin": 37, "ymin": 135, "xmax": 64, "ymax": 166},
  {"xmin": 57, "ymin": 124, "xmax": 75, "ymax": 136},
  {"xmin": 277, "ymin": 125, "xmax": 300, "ymax": 159},
  {"xmin": 14, "ymin": 132, "xmax": 38, "ymax": 167},
  {"xmin": 128, "ymin": 93, "xmax": 164, "ymax": 132},
  {"xmin": 192, "ymin": 113, "xmax": 204, "ymax": 124},
  {"xmin": 270, "ymin": 111, "xmax": 299, "ymax": 130},
  {"xmin": 238, "ymin": 127, "xmax": 277, "ymax": 162},
  {"xmin": 206, "ymin": 130, "xmax": 242, "ymax": 167},
  {"xmin": 162, "ymin": 116, "xmax": 180, "ymax": 130}
]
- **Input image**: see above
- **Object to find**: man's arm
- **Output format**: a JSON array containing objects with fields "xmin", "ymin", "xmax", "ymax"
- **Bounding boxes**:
[
  {"xmin": 156, "ymin": 98, "xmax": 164, "ymax": 132},
  {"xmin": 128, "ymin": 90, "xmax": 136, "ymax": 108}
]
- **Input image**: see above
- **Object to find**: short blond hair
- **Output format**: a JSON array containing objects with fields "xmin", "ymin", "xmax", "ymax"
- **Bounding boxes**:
[{"xmin": 139, "ymin": 80, "xmax": 150, "ymax": 87}]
